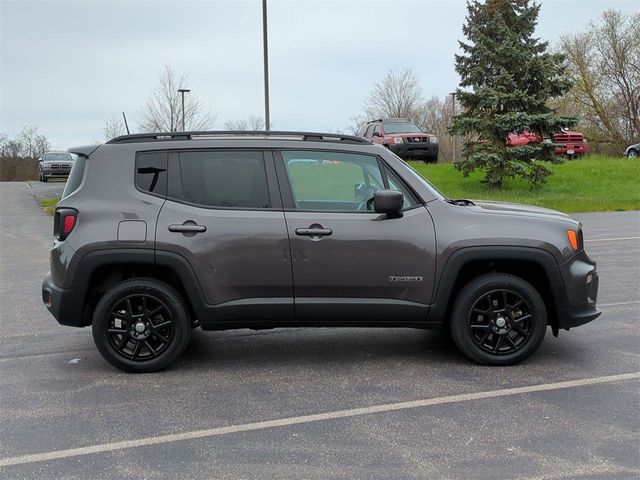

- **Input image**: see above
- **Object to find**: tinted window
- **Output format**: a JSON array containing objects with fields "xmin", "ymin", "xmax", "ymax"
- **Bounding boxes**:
[
  {"xmin": 136, "ymin": 152, "xmax": 167, "ymax": 196},
  {"xmin": 61, "ymin": 156, "xmax": 86, "ymax": 199},
  {"xmin": 170, "ymin": 151, "xmax": 270, "ymax": 209},
  {"xmin": 282, "ymin": 150, "xmax": 384, "ymax": 212}
]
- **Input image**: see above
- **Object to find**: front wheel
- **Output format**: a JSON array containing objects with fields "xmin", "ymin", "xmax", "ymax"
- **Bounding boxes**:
[
  {"xmin": 627, "ymin": 149, "xmax": 638, "ymax": 158},
  {"xmin": 450, "ymin": 273, "xmax": 547, "ymax": 365},
  {"xmin": 92, "ymin": 279, "xmax": 191, "ymax": 373}
]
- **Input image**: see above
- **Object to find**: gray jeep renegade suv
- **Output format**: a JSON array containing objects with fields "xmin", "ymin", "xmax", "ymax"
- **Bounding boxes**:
[{"xmin": 42, "ymin": 131, "xmax": 600, "ymax": 372}]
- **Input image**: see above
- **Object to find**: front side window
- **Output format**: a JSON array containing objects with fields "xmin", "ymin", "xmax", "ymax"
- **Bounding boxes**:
[
  {"xmin": 282, "ymin": 150, "xmax": 386, "ymax": 212},
  {"xmin": 364, "ymin": 125, "xmax": 374, "ymax": 138},
  {"xmin": 169, "ymin": 150, "xmax": 270, "ymax": 209}
]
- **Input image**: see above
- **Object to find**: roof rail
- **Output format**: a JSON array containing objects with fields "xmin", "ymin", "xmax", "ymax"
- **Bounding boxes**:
[{"xmin": 106, "ymin": 131, "xmax": 370, "ymax": 145}]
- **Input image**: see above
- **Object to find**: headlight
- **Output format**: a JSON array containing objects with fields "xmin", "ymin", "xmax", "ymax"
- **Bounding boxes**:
[
  {"xmin": 393, "ymin": 137, "xmax": 404, "ymax": 144},
  {"xmin": 430, "ymin": 136, "xmax": 438, "ymax": 144}
]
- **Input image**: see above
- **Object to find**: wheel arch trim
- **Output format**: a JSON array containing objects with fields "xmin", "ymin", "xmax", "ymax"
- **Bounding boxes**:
[{"xmin": 429, "ymin": 246, "xmax": 565, "ymax": 324}]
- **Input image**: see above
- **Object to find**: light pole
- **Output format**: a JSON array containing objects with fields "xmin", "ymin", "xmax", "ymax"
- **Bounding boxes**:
[
  {"xmin": 178, "ymin": 88, "xmax": 190, "ymax": 132},
  {"xmin": 450, "ymin": 91, "xmax": 457, "ymax": 163},
  {"xmin": 262, "ymin": 0, "xmax": 270, "ymax": 131}
]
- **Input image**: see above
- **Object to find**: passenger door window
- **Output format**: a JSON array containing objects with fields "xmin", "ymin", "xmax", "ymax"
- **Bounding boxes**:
[{"xmin": 168, "ymin": 150, "xmax": 271, "ymax": 209}]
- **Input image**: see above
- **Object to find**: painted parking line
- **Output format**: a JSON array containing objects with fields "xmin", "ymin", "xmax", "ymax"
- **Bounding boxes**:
[
  {"xmin": 1, "ymin": 371, "xmax": 638, "ymax": 468},
  {"xmin": 599, "ymin": 300, "xmax": 640, "ymax": 307},
  {"xmin": 585, "ymin": 236, "xmax": 640, "ymax": 243}
]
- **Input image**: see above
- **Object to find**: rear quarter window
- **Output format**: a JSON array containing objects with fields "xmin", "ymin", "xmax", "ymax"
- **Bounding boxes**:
[
  {"xmin": 61, "ymin": 156, "xmax": 86, "ymax": 199},
  {"xmin": 135, "ymin": 152, "xmax": 168, "ymax": 197}
]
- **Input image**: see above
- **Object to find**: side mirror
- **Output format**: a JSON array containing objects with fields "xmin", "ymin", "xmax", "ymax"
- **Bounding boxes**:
[
  {"xmin": 372, "ymin": 131, "xmax": 382, "ymax": 138},
  {"xmin": 374, "ymin": 189, "xmax": 403, "ymax": 218}
]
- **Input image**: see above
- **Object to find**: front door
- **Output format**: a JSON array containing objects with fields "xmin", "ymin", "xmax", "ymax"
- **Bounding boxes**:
[
  {"xmin": 276, "ymin": 149, "xmax": 436, "ymax": 324},
  {"xmin": 156, "ymin": 149, "xmax": 293, "ymax": 325}
]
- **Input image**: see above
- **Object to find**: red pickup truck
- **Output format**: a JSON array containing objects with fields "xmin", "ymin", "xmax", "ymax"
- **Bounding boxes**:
[{"xmin": 507, "ymin": 131, "xmax": 588, "ymax": 157}]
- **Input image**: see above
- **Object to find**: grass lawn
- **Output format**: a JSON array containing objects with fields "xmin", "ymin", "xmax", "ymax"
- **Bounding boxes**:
[
  {"xmin": 409, "ymin": 155, "xmax": 640, "ymax": 213},
  {"xmin": 39, "ymin": 197, "xmax": 58, "ymax": 215}
]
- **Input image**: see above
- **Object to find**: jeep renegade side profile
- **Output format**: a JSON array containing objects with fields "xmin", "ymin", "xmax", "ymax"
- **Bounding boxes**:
[{"xmin": 42, "ymin": 131, "xmax": 600, "ymax": 372}]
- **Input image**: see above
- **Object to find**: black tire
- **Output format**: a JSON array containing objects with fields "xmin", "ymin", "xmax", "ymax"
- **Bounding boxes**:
[
  {"xmin": 627, "ymin": 149, "xmax": 638, "ymax": 158},
  {"xmin": 41, "ymin": 174, "xmax": 48, "ymax": 182},
  {"xmin": 424, "ymin": 156, "xmax": 438, "ymax": 164},
  {"xmin": 450, "ymin": 273, "xmax": 547, "ymax": 365},
  {"xmin": 92, "ymin": 278, "xmax": 191, "ymax": 373}
]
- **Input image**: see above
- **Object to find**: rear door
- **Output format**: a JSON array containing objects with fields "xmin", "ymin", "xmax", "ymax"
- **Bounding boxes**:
[
  {"xmin": 275, "ymin": 149, "xmax": 436, "ymax": 324},
  {"xmin": 155, "ymin": 149, "xmax": 293, "ymax": 325}
]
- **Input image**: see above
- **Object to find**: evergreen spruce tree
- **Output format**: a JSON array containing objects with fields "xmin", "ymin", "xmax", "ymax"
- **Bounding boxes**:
[{"xmin": 450, "ymin": 0, "xmax": 575, "ymax": 188}]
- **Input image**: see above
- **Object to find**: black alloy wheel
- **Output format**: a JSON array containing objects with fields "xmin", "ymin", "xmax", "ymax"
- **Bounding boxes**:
[
  {"xmin": 450, "ymin": 273, "xmax": 547, "ymax": 365},
  {"xmin": 107, "ymin": 294, "xmax": 174, "ymax": 361},
  {"xmin": 92, "ymin": 279, "xmax": 191, "ymax": 373},
  {"xmin": 468, "ymin": 289, "xmax": 533, "ymax": 355}
]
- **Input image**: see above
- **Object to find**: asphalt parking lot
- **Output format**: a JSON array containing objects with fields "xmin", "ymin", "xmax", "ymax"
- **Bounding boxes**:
[{"xmin": 0, "ymin": 181, "xmax": 638, "ymax": 479}]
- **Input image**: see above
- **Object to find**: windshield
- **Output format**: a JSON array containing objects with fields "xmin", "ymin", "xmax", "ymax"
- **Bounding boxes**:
[
  {"xmin": 383, "ymin": 123, "xmax": 422, "ymax": 134},
  {"xmin": 45, "ymin": 153, "xmax": 73, "ymax": 162}
]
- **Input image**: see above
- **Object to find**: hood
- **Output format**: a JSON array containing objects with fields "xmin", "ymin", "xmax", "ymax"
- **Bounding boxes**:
[{"xmin": 465, "ymin": 200, "xmax": 572, "ymax": 221}]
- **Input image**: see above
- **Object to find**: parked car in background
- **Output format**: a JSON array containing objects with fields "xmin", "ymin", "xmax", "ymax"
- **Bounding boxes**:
[
  {"xmin": 38, "ymin": 151, "xmax": 75, "ymax": 182},
  {"xmin": 624, "ymin": 143, "xmax": 639, "ymax": 158},
  {"xmin": 358, "ymin": 118, "xmax": 439, "ymax": 163},
  {"xmin": 507, "ymin": 131, "xmax": 589, "ymax": 158}
]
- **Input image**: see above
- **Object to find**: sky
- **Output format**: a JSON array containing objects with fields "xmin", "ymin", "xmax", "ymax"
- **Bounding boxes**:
[{"xmin": 1, "ymin": 0, "xmax": 638, "ymax": 149}]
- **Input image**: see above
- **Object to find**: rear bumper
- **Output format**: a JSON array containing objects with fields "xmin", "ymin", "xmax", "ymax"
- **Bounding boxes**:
[
  {"xmin": 42, "ymin": 272, "xmax": 86, "ymax": 327},
  {"xmin": 555, "ymin": 144, "xmax": 588, "ymax": 155},
  {"xmin": 389, "ymin": 143, "xmax": 439, "ymax": 160}
]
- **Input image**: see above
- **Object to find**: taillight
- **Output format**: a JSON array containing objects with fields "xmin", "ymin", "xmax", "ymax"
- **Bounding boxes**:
[{"xmin": 54, "ymin": 208, "xmax": 78, "ymax": 241}]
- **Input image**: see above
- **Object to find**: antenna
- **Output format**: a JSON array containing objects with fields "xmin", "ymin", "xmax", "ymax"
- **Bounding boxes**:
[{"xmin": 122, "ymin": 112, "xmax": 131, "ymax": 134}]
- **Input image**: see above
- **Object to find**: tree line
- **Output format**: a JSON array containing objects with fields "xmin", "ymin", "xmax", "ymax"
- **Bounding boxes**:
[{"xmin": 0, "ymin": 126, "xmax": 50, "ymax": 181}]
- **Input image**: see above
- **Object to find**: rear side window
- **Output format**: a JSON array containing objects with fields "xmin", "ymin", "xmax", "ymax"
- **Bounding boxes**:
[
  {"xmin": 61, "ymin": 156, "xmax": 86, "ymax": 199},
  {"xmin": 136, "ymin": 152, "xmax": 167, "ymax": 197},
  {"xmin": 169, "ymin": 150, "xmax": 270, "ymax": 209}
]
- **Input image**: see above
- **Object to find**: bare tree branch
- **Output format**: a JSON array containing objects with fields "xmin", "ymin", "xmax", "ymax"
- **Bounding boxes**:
[{"xmin": 138, "ymin": 65, "xmax": 216, "ymax": 133}]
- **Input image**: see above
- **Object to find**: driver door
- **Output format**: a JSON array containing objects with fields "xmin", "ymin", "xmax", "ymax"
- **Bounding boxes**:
[{"xmin": 275, "ymin": 149, "xmax": 436, "ymax": 323}]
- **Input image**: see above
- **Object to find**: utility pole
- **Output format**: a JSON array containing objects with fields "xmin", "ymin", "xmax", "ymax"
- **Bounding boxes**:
[
  {"xmin": 262, "ymin": 0, "xmax": 270, "ymax": 131},
  {"xmin": 178, "ymin": 88, "xmax": 190, "ymax": 132},
  {"xmin": 450, "ymin": 92, "xmax": 457, "ymax": 163}
]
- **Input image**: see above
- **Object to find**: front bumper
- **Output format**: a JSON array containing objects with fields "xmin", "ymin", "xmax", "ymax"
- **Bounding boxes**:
[
  {"xmin": 556, "ymin": 250, "xmax": 600, "ymax": 329},
  {"xmin": 42, "ymin": 272, "xmax": 86, "ymax": 327},
  {"xmin": 389, "ymin": 143, "xmax": 439, "ymax": 160}
]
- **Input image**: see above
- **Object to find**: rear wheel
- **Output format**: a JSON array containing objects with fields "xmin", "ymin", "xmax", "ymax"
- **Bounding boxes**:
[
  {"xmin": 628, "ymin": 149, "xmax": 638, "ymax": 158},
  {"xmin": 450, "ymin": 273, "xmax": 547, "ymax": 365},
  {"xmin": 92, "ymin": 279, "xmax": 191, "ymax": 373}
]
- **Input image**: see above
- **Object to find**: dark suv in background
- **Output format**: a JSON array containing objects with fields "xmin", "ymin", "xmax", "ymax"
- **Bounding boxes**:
[
  {"xmin": 42, "ymin": 131, "xmax": 600, "ymax": 372},
  {"xmin": 38, "ymin": 151, "xmax": 75, "ymax": 182},
  {"xmin": 358, "ymin": 118, "xmax": 439, "ymax": 163}
]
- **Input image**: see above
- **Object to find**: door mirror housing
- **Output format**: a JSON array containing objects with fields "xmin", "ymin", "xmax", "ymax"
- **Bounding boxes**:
[
  {"xmin": 372, "ymin": 131, "xmax": 382, "ymax": 138},
  {"xmin": 374, "ymin": 189, "xmax": 403, "ymax": 218}
]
